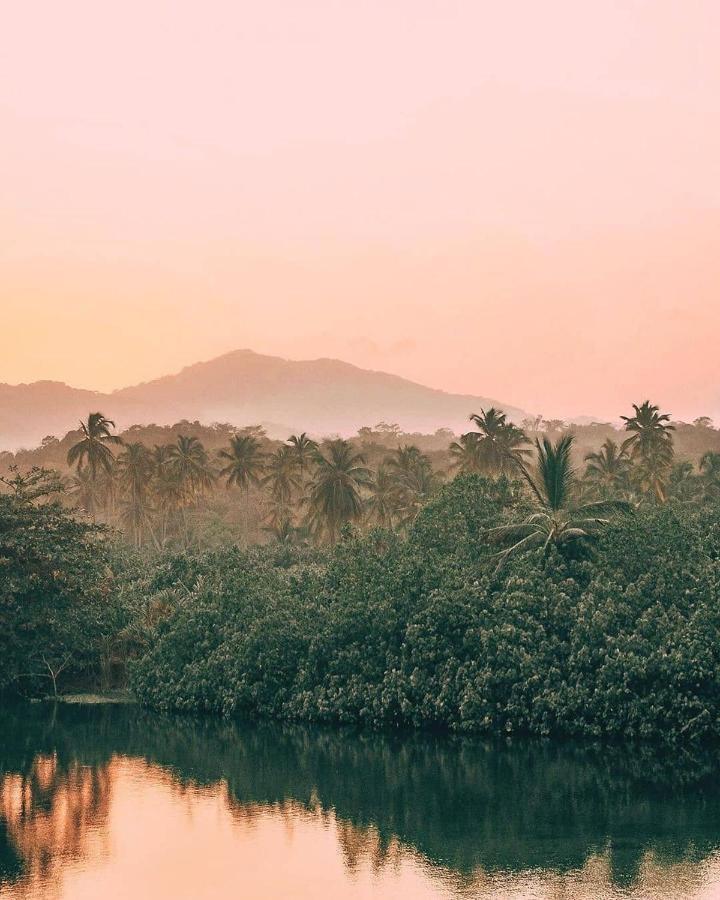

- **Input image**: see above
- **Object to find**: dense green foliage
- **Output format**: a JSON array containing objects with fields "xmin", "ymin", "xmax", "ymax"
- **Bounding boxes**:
[
  {"xmin": 3, "ymin": 403, "xmax": 720, "ymax": 551},
  {"xmin": 4, "ymin": 404, "xmax": 720, "ymax": 747},
  {"xmin": 130, "ymin": 476, "xmax": 720, "ymax": 744},
  {"xmin": 0, "ymin": 470, "xmax": 118, "ymax": 695}
]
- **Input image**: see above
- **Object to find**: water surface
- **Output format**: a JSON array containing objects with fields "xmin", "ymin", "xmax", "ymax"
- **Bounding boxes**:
[{"xmin": 1, "ymin": 704, "xmax": 720, "ymax": 899}]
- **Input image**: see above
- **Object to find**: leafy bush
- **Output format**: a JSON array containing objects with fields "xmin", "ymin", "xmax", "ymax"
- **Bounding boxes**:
[
  {"xmin": 0, "ymin": 487, "xmax": 115, "ymax": 695},
  {"xmin": 129, "ymin": 482, "xmax": 720, "ymax": 745}
]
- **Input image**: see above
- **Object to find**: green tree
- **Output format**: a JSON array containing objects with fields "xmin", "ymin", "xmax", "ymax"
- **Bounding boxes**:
[
  {"xmin": 486, "ymin": 434, "xmax": 629, "ymax": 568},
  {"xmin": 467, "ymin": 407, "xmax": 530, "ymax": 475},
  {"xmin": 116, "ymin": 442, "xmax": 156, "ymax": 549},
  {"xmin": 621, "ymin": 401, "xmax": 675, "ymax": 501},
  {"xmin": 667, "ymin": 460, "xmax": 699, "ymax": 502},
  {"xmin": 366, "ymin": 463, "xmax": 402, "ymax": 529},
  {"xmin": 66, "ymin": 413, "xmax": 123, "ymax": 514},
  {"xmin": 218, "ymin": 434, "xmax": 266, "ymax": 490},
  {"xmin": 449, "ymin": 433, "xmax": 483, "ymax": 475},
  {"xmin": 306, "ymin": 439, "xmax": 372, "ymax": 543},
  {"xmin": 165, "ymin": 436, "xmax": 215, "ymax": 546},
  {"xmin": 218, "ymin": 434, "xmax": 266, "ymax": 544},
  {"xmin": 0, "ymin": 471, "xmax": 113, "ymax": 696},
  {"xmin": 583, "ymin": 438, "xmax": 631, "ymax": 498},
  {"xmin": 384, "ymin": 445, "xmax": 439, "ymax": 527},
  {"xmin": 262, "ymin": 446, "xmax": 301, "ymax": 530},
  {"xmin": 287, "ymin": 433, "xmax": 317, "ymax": 481},
  {"xmin": 167, "ymin": 435, "xmax": 215, "ymax": 495},
  {"xmin": 700, "ymin": 451, "xmax": 720, "ymax": 500}
]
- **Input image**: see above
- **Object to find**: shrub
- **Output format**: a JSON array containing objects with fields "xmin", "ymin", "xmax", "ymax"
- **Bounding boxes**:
[{"xmin": 129, "ymin": 483, "xmax": 720, "ymax": 745}]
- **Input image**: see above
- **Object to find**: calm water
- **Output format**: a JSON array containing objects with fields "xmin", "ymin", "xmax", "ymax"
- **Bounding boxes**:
[{"xmin": 2, "ymin": 705, "xmax": 720, "ymax": 899}]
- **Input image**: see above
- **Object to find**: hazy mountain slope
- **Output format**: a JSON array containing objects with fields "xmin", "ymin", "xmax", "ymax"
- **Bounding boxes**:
[
  {"xmin": 0, "ymin": 381, "xmax": 104, "ymax": 452},
  {"xmin": 0, "ymin": 349, "xmax": 527, "ymax": 451}
]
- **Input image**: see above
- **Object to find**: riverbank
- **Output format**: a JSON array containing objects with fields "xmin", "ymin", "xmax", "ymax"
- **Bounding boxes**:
[
  {"xmin": 52, "ymin": 690, "xmax": 136, "ymax": 704},
  {"xmin": 129, "ymin": 483, "xmax": 720, "ymax": 746}
]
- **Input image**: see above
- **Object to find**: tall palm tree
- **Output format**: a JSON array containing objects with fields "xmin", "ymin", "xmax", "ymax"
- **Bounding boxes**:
[
  {"xmin": 116, "ymin": 442, "xmax": 156, "ymax": 548},
  {"xmin": 167, "ymin": 435, "xmax": 215, "ymax": 496},
  {"xmin": 218, "ymin": 433, "xmax": 266, "ymax": 544},
  {"xmin": 287, "ymin": 433, "xmax": 317, "ymax": 480},
  {"xmin": 67, "ymin": 412, "xmax": 123, "ymax": 479},
  {"xmin": 151, "ymin": 443, "xmax": 185, "ymax": 547},
  {"xmin": 384, "ymin": 445, "xmax": 439, "ymax": 526},
  {"xmin": 449, "ymin": 432, "xmax": 483, "ymax": 475},
  {"xmin": 217, "ymin": 434, "xmax": 266, "ymax": 490},
  {"xmin": 366, "ymin": 463, "xmax": 402, "ymax": 529},
  {"xmin": 467, "ymin": 407, "xmax": 530, "ymax": 475},
  {"xmin": 164, "ymin": 436, "xmax": 214, "ymax": 545},
  {"xmin": 486, "ymin": 434, "xmax": 630, "ymax": 569},
  {"xmin": 667, "ymin": 460, "xmax": 699, "ymax": 502},
  {"xmin": 700, "ymin": 451, "xmax": 720, "ymax": 500},
  {"xmin": 621, "ymin": 401, "xmax": 675, "ymax": 501},
  {"xmin": 68, "ymin": 468, "xmax": 102, "ymax": 517},
  {"xmin": 306, "ymin": 439, "xmax": 372, "ymax": 544},
  {"xmin": 583, "ymin": 438, "xmax": 631, "ymax": 497},
  {"xmin": 262, "ymin": 445, "xmax": 301, "ymax": 529}
]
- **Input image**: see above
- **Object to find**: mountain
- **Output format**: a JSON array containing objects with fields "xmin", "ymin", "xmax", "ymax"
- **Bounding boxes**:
[{"xmin": 0, "ymin": 350, "xmax": 528, "ymax": 451}]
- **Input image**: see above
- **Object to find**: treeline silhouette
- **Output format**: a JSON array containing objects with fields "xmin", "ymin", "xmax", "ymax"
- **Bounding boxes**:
[{"xmin": 2, "ymin": 403, "xmax": 719, "ymax": 550}]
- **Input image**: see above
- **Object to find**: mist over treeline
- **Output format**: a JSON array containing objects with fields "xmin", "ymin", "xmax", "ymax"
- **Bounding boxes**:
[{"xmin": 1, "ymin": 405, "xmax": 719, "ymax": 551}]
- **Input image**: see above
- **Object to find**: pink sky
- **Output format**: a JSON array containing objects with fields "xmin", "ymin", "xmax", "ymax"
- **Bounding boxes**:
[{"xmin": 2, "ymin": 0, "xmax": 719, "ymax": 422}]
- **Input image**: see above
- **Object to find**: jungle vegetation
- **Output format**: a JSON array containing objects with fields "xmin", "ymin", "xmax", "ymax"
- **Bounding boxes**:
[{"xmin": 2, "ymin": 402, "xmax": 720, "ymax": 746}]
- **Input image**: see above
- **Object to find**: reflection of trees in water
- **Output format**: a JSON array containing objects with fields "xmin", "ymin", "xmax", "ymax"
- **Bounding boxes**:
[
  {"xmin": 0, "ymin": 748, "xmax": 112, "ymax": 893},
  {"xmin": 1, "ymin": 703, "xmax": 720, "ymax": 894}
]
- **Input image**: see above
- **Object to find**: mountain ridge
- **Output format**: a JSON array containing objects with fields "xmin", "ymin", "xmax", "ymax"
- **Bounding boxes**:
[{"xmin": 0, "ymin": 349, "xmax": 528, "ymax": 451}]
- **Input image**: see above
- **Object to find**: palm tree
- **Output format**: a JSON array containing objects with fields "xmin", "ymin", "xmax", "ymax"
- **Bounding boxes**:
[
  {"xmin": 467, "ymin": 407, "xmax": 530, "ymax": 475},
  {"xmin": 667, "ymin": 460, "xmax": 699, "ymax": 502},
  {"xmin": 217, "ymin": 434, "xmax": 266, "ymax": 490},
  {"xmin": 165, "ymin": 436, "xmax": 214, "ymax": 545},
  {"xmin": 116, "ymin": 442, "xmax": 156, "ymax": 548},
  {"xmin": 305, "ymin": 439, "xmax": 372, "ymax": 544},
  {"xmin": 486, "ymin": 434, "xmax": 630, "ymax": 569},
  {"xmin": 384, "ymin": 445, "xmax": 439, "ymax": 526},
  {"xmin": 262, "ymin": 445, "xmax": 301, "ymax": 530},
  {"xmin": 700, "ymin": 451, "xmax": 720, "ymax": 500},
  {"xmin": 68, "ymin": 467, "xmax": 102, "ymax": 517},
  {"xmin": 621, "ymin": 401, "xmax": 675, "ymax": 501},
  {"xmin": 217, "ymin": 433, "xmax": 266, "ymax": 544},
  {"xmin": 366, "ymin": 463, "xmax": 402, "ymax": 529},
  {"xmin": 67, "ymin": 412, "xmax": 123, "ymax": 479},
  {"xmin": 151, "ymin": 443, "xmax": 185, "ymax": 547},
  {"xmin": 583, "ymin": 438, "xmax": 631, "ymax": 497},
  {"xmin": 287, "ymin": 433, "xmax": 317, "ymax": 480},
  {"xmin": 449, "ymin": 432, "xmax": 483, "ymax": 475},
  {"xmin": 167, "ymin": 435, "xmax": 215, "ymax": 495}
]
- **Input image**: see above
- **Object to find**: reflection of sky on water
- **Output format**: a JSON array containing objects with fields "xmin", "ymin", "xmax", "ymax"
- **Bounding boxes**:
[{"xmin": 1, "ymin": 705, "xmax": 720, "ymax": 900}]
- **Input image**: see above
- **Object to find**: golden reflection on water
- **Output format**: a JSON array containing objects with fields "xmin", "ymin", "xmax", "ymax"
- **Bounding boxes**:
[{"xmin": 1, "ymin": 756, "xmax": 720, "ymax": 900}]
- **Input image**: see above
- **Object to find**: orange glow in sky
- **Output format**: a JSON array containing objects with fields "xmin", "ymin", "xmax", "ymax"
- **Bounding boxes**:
[{"xmin": 2, "ymin": 1, "xmax": 719, "ymax": 421}]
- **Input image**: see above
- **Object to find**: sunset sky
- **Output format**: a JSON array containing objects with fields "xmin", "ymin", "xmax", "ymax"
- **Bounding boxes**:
[{"xmin": 3, "ymin": 0, "xmax": 719, "ymax": 422}]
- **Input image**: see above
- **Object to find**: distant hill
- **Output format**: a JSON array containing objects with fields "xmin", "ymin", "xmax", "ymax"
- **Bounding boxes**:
[{"xmin": 0, "ymin": 349, "xmax": 528, "ymax": 451}]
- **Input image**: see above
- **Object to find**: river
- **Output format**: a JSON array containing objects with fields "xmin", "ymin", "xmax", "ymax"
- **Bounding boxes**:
[{"xmin": 1, "ymin": 704, "xmax": 719, "ymax": 899}]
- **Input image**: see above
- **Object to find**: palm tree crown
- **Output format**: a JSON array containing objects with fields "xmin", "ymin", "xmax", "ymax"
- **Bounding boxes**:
[
  {"xmin": 306, "ymin": 439, "xmax": 372, "ymax": 543},
  {"xmin": 217, "ymin": 434, "xmax": 266, "ymax": 490},
  {"xmin": 621, "ymin": 401, "xmax": 675, "ymax": 500},
  {"xmin": 449, "ymin": 432, "xmax": 483, "ymax": 475},
  {"xmin": 467, "ymin": 407, "xmax": 530, "ymax": 475},
  {"xmin": 67, "ymin": 412, "xmax": 123, "ymax": 478},
  {"xmin": 383, "ymin": 444, "xmax": 439, "ymax": 526},
  {"xmin": 287, "ymin": 433, "xmax": 317, "ymax": 477},
  {"xmin": 166, "ymin": 435, "xmax": 215, "ymax": 497},
  {"xmin": 583, "ymin": 438, "xmax": 630, "ymax": 496},
  {"xmin": 116, "ymin": 442, "xmax": 156, "ymax": 548},
  {"xmin": 486, "ymin": 434, "xmax": 630, "ymax": 568}
]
